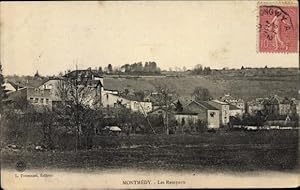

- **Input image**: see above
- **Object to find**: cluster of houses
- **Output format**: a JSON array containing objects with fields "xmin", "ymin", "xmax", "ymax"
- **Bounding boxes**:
[
  {"xmin": 4, "ymin": 68, "xmax": 300, "ymax": 131},
  {"xmin": 4, "ymin": 68, "xmax": 153, "ymax": 115}
]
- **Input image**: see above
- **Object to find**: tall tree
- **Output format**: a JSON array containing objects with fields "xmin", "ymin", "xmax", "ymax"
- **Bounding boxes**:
[
  {"xmin": 192, "ymin": 87, "xmax": 212, "ymax": 102},
  {"xmin": 144, "ymin": 62, "xmax": 150, "ymax": 72},
  {"xmin": 34, "ymin": 70, "xmax": 41, "ymax": 78},
  {"xmin": 134, "ymin": 90, "xmax": 145, "ymax": 101},
  {"xmin": 136, "ymin": 62, "xmax": 143, "ymax": 72},
  {"xmin": 98, "ymin": 66, "xmax": 103, "ymax": 73},
  {"xmin": 55, "ymin": 78, "xmax": 102, "ymax": 150},
  {"xmin": 175, "ymin": 100, "xmax": 183, "ymax": 112},
  {"xmin": 149, "ymin": 61, "xmax": 159, "ymax": 73},
  {"xmin": 107, "ymin": 64, "xmax": 113, "ymax": 73},
  {"xmin": 152, "ymin": 81, "xmax": 177, "ymax": 135},
  {"xmin": 121, "ymin": 64, "xmax": 130, "ymax": 73},
  {"xmin": 203, "ymin": 67, "xmax": 212, "ymax": 75},
  {"xmin": 193, "ymin": 64, "xmax": 203, "ymax": 74}
]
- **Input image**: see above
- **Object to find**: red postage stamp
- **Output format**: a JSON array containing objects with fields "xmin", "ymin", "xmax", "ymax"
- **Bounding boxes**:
[{"xmin": 258, "ymin": 4, "xmax": 298, "ymax": 53}]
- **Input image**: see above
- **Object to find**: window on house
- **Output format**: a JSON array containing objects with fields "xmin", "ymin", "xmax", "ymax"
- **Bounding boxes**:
[
  {"xmin": 210, "ymin": 112, "xmax": 215, "ymax": 117},
  {"xmin": 40, "ymin": 98, "xmax": 44, "ymax": 103},
  {"xmin": 46, "ymin": 99, "xmax": 49, "ymax": 104},
  {"xmin": 34, "ymin": 98, "xmax": 39, "ymax": 103}
]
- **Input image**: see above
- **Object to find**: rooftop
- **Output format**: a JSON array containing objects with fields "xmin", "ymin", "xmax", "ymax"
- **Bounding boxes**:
[
  {"xmin": 148, "ymin": 107, "xmax": 174, "ymax": 114},
  {"xmin": 174, "ymin": 108, "xmax": 198, "ymax": 115},
  {"xmin": 211, "ymin": 99, "xmax": 229, "ymax": 105},
  {"xmin": 220, "ymin": 94, "xmax": 244, "ymax": 103},
  {"xmin": 229, "ymin": 104, "xmax": 241, "ymax": 110},
  {"xmin": 118, "ymin": 93, "xmax": 145, "ymax": 102},
  {"xmin": 188, "ymin": 101, "xmax": 219, "ymax": 110}
]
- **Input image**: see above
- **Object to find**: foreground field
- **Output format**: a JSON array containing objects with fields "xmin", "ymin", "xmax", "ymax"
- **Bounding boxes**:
[{"xmin": 1, "ymin": 131, "xmax": 299, "ymax": 172}]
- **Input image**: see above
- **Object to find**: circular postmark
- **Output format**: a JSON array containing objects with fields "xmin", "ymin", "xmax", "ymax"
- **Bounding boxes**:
[{"xmin": 15, "ymin": 161, "xmax": 27, "ymax": 172}]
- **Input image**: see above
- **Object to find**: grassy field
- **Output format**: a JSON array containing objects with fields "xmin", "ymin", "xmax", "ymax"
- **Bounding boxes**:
[
  {"xmin": 103, "ymin": 74, "xmax": 299, "ymax": 101},
  {"xmin": 2, "ymin": 130, "xmax": 299, "ymax": 172}
]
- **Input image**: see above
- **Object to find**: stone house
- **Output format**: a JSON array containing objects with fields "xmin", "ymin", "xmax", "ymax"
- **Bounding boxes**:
[
  {"xmin": 101, "ymin": 90, "xmax": 152, "ymax": 114},
  {"xmin": 185, "ymin": 101, "xmax": 220, "ymax": 128},
  {"xmin": 206, "ymin": 100, "xmax": 229, "ymax": 126}
]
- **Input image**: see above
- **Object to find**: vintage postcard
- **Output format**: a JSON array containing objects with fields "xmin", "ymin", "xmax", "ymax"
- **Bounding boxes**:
[{"xmin": 0, "ymin": 1, "xmax": 299, "ymax": 189}]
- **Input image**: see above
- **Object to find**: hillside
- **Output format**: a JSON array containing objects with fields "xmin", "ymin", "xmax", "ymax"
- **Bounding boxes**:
[
  {"xmin": 5, "ymin": 71, "xmax": 299, "ymax": 101},
  {"xmin": 103, "ymin": 74, "xmax": 299, "ymax": 101}
]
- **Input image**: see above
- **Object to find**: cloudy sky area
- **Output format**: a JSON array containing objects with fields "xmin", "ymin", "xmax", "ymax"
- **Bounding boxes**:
[{"xmin": 1, "ymin": 1, "xmax": 298, "ymax": 76}]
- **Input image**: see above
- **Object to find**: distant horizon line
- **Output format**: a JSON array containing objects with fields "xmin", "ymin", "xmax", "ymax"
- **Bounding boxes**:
[{"xmin": 3, "ymin": 66, "xmax": 299, "ymax": 77}]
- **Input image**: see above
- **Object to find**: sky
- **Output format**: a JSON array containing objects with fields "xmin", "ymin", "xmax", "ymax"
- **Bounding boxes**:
[{"xmin": 0, "ymin": 1, "xmax": 298, "ymax": 76}]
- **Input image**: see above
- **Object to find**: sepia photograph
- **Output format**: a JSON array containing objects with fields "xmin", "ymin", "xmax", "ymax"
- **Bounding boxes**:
[{"xmin": 0, "ymin": 1, "xmax": 299, "ymax": 189}]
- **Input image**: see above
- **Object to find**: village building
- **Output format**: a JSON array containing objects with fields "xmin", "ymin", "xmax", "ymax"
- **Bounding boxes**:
[
  {"xmin": 246, "ymin": 98, "xmax": 265, "ymax": 115},
  {"xmin": 144, "ymin": 92, "xmax": 164, "ymax": 110},
  {"xmin": 229, "ymin": 104, "xmax": 243, "ymax": 117},
  {"xmin": 144, "ymin": 91, "xmax": 176, "ymax": 111},
  {"xmin": 279, "ymin": 103, "xmax": 291, "ymax": 115},
  {"xmin": 260, "ymin": 95, "xmax": 297, "ymax": 117},
  {"xmin": 4, "ymin": 81, "xmax": 22, "ymax": 94},
  {"xmin": 262, "ymin": 95, "xmax": 281, "ymax": 116},
  {"xmin": 148, "ymin": 107, "xmax": 172, "ymax": 118},
  {"xmin": 206, "ymin": 99, "xmax": 229, "ymax": 126},
  {"xmin": 101, "ymin": 90, "xmax": 152, "ymax": 114},
  {"xmin": 148, "ymin": 106, "xmax": 198, "ymax": 133},
  {"xmin": 7, "ymin": 68, "xmax": 152, "ymax": 114},
  {"xmin": 6, "ymin": 68, "xmax": 104, "ymax": 110},
  {"xmin": 60, "ymin": 69, "xmax": 154, "ymax": 113},
  {"xmin": 25, "ymin": 76, "xmax": 102, "ymax": 109},
  {"xmin": 219, "ymin": 94, "xmax": 245, "ymax": 113},
  {"xmin": 28, "ymin": 78, "xmax": 65, "ymax": 108},
  {"xmin": 27, "ymin": 87, "xmax": 52, "ymax": 108},
  {"xmin": 277, "ymin": 97, "xmax": 296, "ymax": 116},
  {"xmin": 173, "ymin": 111, "xmax": 198, "ymax": 126},
  {"xmin": 5, "ymin": 78, "xmax": 52, "ymax": 110},
  {"xmin": 171, "ymin": 96, "xmax": 193, "ymax": 108},
  {"xmin": 4, "ymin": 82, "xmax": 17, "ymax": 93},
  {"xmin": 185, "ymin": 101, "xmax": 220, "ymax": 128},
  {"xmin": 3, "ymin": 87, "xmax": 28, "ymax": 108}
]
